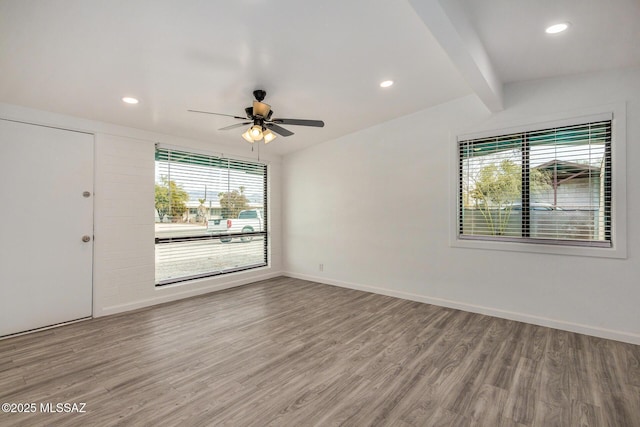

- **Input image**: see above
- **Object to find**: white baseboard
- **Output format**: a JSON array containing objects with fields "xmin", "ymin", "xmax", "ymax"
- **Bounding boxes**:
[
  {"xmin": 283, "ymin": 272, "xmax": 640, "ymax": 345},
  {"xmin": 97, "ymin": 271, "xmax": 283, "ymax": 317}
]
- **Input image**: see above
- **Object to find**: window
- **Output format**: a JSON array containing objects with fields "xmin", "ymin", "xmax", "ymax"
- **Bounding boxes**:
[
  {"xmin": 155, "ymin": 147, "xmax": 268, "ymax": 286},
  {"xmin": 458, "ymin": 119, "xmax": 612, "ymax": 248}
]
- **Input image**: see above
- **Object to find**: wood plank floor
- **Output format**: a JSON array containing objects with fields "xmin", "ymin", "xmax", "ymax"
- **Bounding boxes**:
[{"xmin": 1, "ymin": 276, "xmax": 639, "ymax": 426}]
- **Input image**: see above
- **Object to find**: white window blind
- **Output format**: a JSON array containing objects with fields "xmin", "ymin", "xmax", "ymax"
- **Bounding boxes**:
[
  {"xmin": 155, "ymin": 147, "xmax": 268, "ymax": 285},
  {"xmin": 458, "ymin": 120, "xmax": 612, "ymax": 247}
]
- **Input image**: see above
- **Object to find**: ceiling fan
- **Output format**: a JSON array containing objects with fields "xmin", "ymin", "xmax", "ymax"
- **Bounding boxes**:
[{"xmin": 188, "ymin": 89, "xmax": 325, "ymax": 144}]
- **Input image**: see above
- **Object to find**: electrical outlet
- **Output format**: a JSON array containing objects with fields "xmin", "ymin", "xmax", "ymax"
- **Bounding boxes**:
[{"xmin": 319, "ymin": 263, "xmax": 324, "ymax": 272}]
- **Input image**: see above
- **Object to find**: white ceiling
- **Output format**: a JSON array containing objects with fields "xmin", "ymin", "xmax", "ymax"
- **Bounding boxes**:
[
  {"xmin": 460, "ymin": 0, "xmax": 640, "ymax": 83},
  {"xmin": 1, "ymin": 0, "xmax": 638, "ymax": 156}
]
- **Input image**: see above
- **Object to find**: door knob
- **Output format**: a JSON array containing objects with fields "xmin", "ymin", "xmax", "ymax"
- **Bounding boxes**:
[{"xmin": 82, "ymin": 235, "xmax": 91, "ymax": 242}]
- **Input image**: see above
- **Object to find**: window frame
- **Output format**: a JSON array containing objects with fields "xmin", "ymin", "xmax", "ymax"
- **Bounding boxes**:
[
  {"xmin": 154, "ymin": 146, "xmax": 270, "ymax": 286},
  {"xmin": 450, "ymin": 104, "xmax": 627, "ymax": 259}
]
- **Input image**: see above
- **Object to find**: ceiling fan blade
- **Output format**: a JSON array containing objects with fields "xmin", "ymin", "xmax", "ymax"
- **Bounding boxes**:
[
  {"xmin": 266, "ymin": 123, "xmax": 294, "ymax": 137},
  {"xmin": 271, "ymin": 118, "xmax": 324, "ymax": 127},
  {"xmin": 188, "ymin": 109, "xmax": 246, "ymax": 120},
  {"xmin": 218, "ymin": 122, "xmax": 251, "ymax": 131}
]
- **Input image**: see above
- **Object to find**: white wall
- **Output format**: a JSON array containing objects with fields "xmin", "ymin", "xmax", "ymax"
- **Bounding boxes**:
[
  {"xmin": 0, "ymin": 103, "xmax": 283, "ymax": 317},
  {"xmin": 2, "ymin": 67, "xmax": 637, "ymax": 341},
  {"xmin": 282, "ymin": 67, "xmax": 640, "ymax": 344}
]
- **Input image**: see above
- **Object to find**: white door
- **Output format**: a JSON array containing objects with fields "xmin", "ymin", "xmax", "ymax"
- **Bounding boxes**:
[{"xmin": 0, "ymin": 119, "xmax": 93, "ymax": 336}]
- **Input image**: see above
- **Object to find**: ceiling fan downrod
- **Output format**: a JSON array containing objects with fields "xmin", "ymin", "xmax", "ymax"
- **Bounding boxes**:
[{"xmin": 253, "ymin": 90, "xmax": 266, "ymax": 102}]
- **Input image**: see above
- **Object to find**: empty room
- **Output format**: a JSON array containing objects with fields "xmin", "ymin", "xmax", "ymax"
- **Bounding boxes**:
[{"xmin": 1, "ymin": 0, "xmax": 639, "ymax": 425}]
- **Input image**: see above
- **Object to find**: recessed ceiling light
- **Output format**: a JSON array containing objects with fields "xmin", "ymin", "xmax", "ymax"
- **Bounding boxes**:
[
  {"xmin": 122, "ymin": 97, "xmax": 139, "ymax": 104},
  {"xmin": 545, "ymin": 23, "xmax": 570, "ymax": 34},
  {"xmin": 380, "ymin": 80, "xmax": 394, "ymax": 88}
]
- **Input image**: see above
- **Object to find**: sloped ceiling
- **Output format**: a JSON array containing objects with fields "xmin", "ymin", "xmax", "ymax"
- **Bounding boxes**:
[
  {"xmin": 0, "ymin": 0, "xmax": 638, "ymax": 155},
  {"xmin": 459, "ymin": 0, "xmax": 640, "ymax": 83}
]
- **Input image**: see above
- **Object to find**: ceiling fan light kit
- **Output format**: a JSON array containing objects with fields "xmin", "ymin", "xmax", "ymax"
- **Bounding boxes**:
[
  {"xmin": 263, "ymin": 129, "xmax": 276, "ymax": 144},
  {"xmin": 241, "ymin": 129, "xmax": 254, "ymax": 143},
  {"xmin": 241, "ymin": 124, "xmax": 273, "ymax": 143},
  {"xmin": 189, "ymin": 89, "xmax": 324, "ymax": 145},
  {"xmin": 250, "ymin": 124, "xmax": 263, "ymax": 139}
]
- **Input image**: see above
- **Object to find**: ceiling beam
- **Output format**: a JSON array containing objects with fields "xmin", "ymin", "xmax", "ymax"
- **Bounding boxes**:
[{"xmin": 409, "ymin": 0, "xmax": 504, "ymax": 112}]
